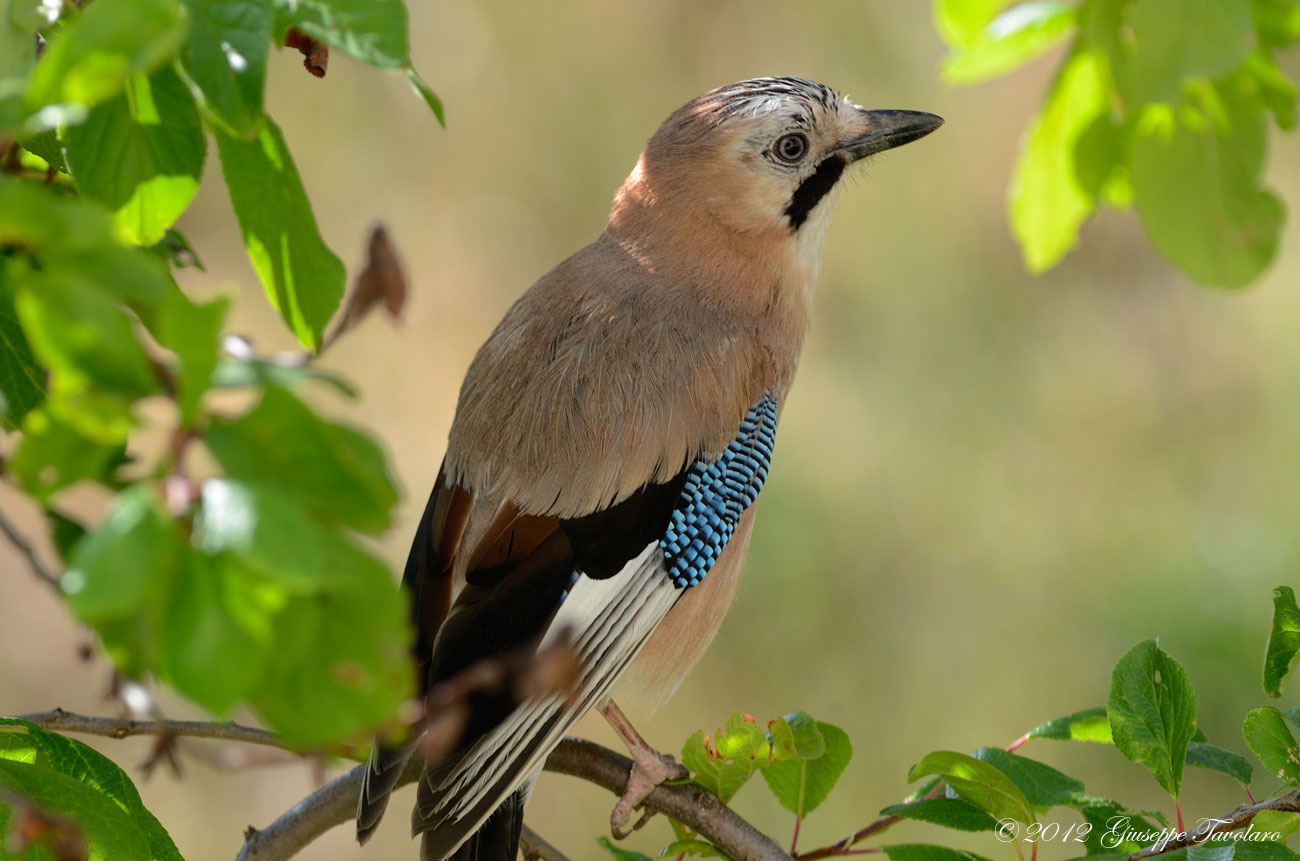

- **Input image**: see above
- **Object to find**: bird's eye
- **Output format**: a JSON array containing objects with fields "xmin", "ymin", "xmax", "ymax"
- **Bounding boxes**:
[{"xmin": 773, "ymin": 133, "xmax": 809, "ymax": 163}]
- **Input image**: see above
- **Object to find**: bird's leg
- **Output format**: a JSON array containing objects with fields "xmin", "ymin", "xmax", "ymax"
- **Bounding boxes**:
[{"xmin": 601, "ymin": 701, "xmax": 689, "ymax": 839}]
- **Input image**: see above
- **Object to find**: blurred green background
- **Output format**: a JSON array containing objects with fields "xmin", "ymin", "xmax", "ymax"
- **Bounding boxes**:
[{"xmin": 3, "ymin": 1, "xmax": 1300, "ymax": 859}]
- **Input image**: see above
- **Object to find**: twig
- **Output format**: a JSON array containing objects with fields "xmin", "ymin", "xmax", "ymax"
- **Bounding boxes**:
[
  {"xmin": 520, "ymin": 824, "xmax": 571, "ymax": 861},
  {"xmin": 17, "ymin": 709, "xmax": 289, "ymax": 750},
  {"xmin": 1128, "ymin": 786, "xmax": 1300, "ymax": 860},
  {"xmin": 0, "ymin": 504, "xmax": 60, "ymax": 592}
]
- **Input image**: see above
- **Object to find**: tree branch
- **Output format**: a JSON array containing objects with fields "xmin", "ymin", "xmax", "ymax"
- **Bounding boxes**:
[
  {"xmin": 14, "ymin": 709, "xmax": 790, "ymax": 861},
  {"xmin": 18, "ymin": 708, "xmax": 290, "ymax": 750},
  {"xmin": 520, "ymin": 824, "xmax": 571, "ymax": 861},
  {"xmin": 1128, "ymin": 786, "xmax": 1300, "ymax": 860},
  {"xmin": 0, "ymin": 503, "xmax": 60, "ymax": 592}
]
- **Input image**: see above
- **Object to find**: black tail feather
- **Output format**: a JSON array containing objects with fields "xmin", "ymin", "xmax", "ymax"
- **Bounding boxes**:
[{"xmin": 426, "ymin": 789, "xmax": 527, "ymax": 861}]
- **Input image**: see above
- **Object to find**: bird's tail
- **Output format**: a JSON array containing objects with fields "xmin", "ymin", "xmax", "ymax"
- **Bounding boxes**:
[
  {"xmin": 423, "ymin": 789, "xmax": 527, "ymax": 861},
  {"xmin": 356, "ymin": 740, "xmax": 416, "ymax": 844}
]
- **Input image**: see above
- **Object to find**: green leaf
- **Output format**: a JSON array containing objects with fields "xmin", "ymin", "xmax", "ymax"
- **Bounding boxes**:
[
  {"xmin": 1264, "ymin": 586, "xmax": 1300, "ymax": 697},
  {"xmin": 25, "ymin": 0, "xmax": 189, "ymax": 129},
  {"xmin": 908, "ymin": 750, "xmax": 1035, "ymax": 824},
  {"xmin": 659, "ymin": 839, "xmax": 724, "ymax": 858},
  {"xmin": 150, "ymin": 227, "xmax": 207, "ymax": 271},
  {"xmin": 1131, "ymin": 78, "xmax": 1285, "ymax": 288},
  {"xmin": 13, "ymin": 266, "xmax": 162, "ymax": 407},
  {"xmin": 1252, "ymin": 810, "xmax": 1300, "ymax": 841},
  {"xmin": 972, "ymin": 747, "xmax": 1084, "ymax": 806},
  {"xmin": 62, "ymin": 486, "xmax": 182, "ymax": 673},
  {"xmin": 760, "ymin": 720, "xmax": 852, "ymax": 818},
  {"xmin": 0, "ymin": 263, "xmax": 46, "ymax": 430},
  {"xmin": 880, "ymin": 798, "xmax": 997, "ymax": 832},
  {"xmin": 179, "ymin": 0, "xmax": 273, "ymax": 136},
  {"xmin": 62, "ymin": 66, "xmax": 206, "ymax": 245},
  {"xmin": 0, "ymin": 719, "xmax": 182, "ymax": 861},
  {"xmin": 47, "ymin": 509, "xmax": 88, "ymax": 564},
  {"xmin": 1242, "ymin": 707, "xmax": 1300, "ymax": 785},
  {"xmin": 248, "ymin": 541, "xmax": 411, "ymax": 746},
  {"xmin": 205, "ymin": 386, "xmax": 397, "ymax": 533},
  {"xmin": 767, "ymin": 711, "xmax": 826, "ymax": 761},
  {"xmin": 1026, "ymin": 707, "xmax": 1113, "ymax": 743},
  {"xmin": 1186, "ymin": 742, "xmax": 1254, "ymax": 785},
  {"xmin": 881, "ymin": 844, "xmax": 997, "ymax": 861},
  {"xmin": 935, "ymin": 0, "xmax": 1011, "ymax": 46},
  {"xmin": 156, "ymin": 549, "xmax": 277, "ymax": 713},
  {"xmin": 0, "ymin": 758, "xmax": 149, "ymax": 860},
  {"xmin": 214, "ymin": 118, "xmax": 344, "ymax": 350},
  {"xmin": 210, "ymin": 353, "xmax": 359, "ymax": 397},
  {"xmin": 1068, "ymin": 795, "xmax": 1162, "ymax": 855},
  {"xmin": 10, "ymin": 409, "xmax": 126, "ymax": 501},
  {"xmin": 943, "ymin": 2, "xmax": 1078, "ymax": 84},
  {"xmin": 1254, "ymin": 0, "xmax": 1300, "ymax": 48},
  {"xmin": 194, "ymin": 478, "xmax": 354, "ymax": 592},
  {"xmin": 1107, "ymin": 639, "xmax": 1199, "ymax": 797},
  {"xmin": 1243, "ymin": 48, "xmax": 1298, "ymax": 130},
  {"xmin": 407, "ymin": 67, "xmax": 445, "ymax": 126},
  {"xmin": 1117, "ymin": 0, "xmax": 1256, "ymax": 106},
  {"xmin": 272, "ymin": 0, "xmax": 410, "ymax": 69},
  {"xmin": 153, "ymin": 292, "xmax": 228, "ymax": 422},
  {"xmin": 1286, "ymin": 708, "xmax": 1300, "ymax": 728},
  {"xmin": 1163, "ymin": 842, "xmax": 1300, "ymax": 861},
  {"xmin": 1009, "ymin": 41, "xmax": 1111, "ymax": 272},
  {"xmin": 681, "ymin": 712, "xmax": 770, "ymax": 803},
  {"xmin": 596, "ymin": 836, "xmax": 654, "ymax": 861}
]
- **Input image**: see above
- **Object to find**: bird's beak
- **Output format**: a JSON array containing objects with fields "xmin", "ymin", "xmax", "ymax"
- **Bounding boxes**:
[{"xmin": 838, "ymin": 110, "xmax": 944, "ymax": 162}]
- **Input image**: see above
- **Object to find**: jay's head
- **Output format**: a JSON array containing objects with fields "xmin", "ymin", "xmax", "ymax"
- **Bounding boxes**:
[{"xmin": 611, "ymin": 77, "xmax": 941, "ymax": 283}]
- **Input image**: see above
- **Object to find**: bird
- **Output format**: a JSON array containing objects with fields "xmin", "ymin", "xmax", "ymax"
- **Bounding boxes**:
[{"xmin": 355, "ymin": 76, "xmax": 942, "ymax": 860}]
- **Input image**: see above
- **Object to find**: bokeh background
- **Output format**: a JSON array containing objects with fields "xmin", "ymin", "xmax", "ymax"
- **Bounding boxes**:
[{"xmin": 3, "ymin": 1, "xmax": 1300, "ymax": 859}]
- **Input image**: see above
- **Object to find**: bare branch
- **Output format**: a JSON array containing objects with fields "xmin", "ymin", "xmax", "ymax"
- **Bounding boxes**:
[
  {"xmin": 15, "ymin": 709, "xmax": 789, "ymax": 861},
  {"xmin": 520, "ymin": 824, "xmax": 571, "ymax": 861},
  {"xmin": 238, "ymin": 739, "xmax": 792, "ymax": 861},
  {"xmin": 0, "ymin": 503, "xmax": 60, "ymax": 592},
  {"xmin": 1128, "ymin": 786, "xmax": 1300, "ymax": 860},
  {"xmin": 17, "ymin": 709, "xmax": 290, "ymax": 751}
]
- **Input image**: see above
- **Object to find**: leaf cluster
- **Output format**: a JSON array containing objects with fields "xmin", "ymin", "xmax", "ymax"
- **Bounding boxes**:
[{"xmin": 935, "ymin": 0, "xmax": 1299, "ymax": 287}]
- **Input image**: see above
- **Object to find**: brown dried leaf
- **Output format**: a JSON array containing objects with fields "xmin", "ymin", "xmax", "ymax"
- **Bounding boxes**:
[
  {"xmin": 283, "ymin": 27, "xmax": 328, "ymax": 78},
  {"xmin": 323, "ymin": 224, "xmax": 409, "ymax": 350}
]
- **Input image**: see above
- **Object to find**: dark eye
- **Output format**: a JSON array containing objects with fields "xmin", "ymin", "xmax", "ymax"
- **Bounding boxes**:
[{"xmin": 773, "ymin": 133, "xmax": 809, "ymax": 163}]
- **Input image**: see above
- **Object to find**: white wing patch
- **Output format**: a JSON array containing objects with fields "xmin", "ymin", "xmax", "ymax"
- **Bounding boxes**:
[{"xmin": 413, "ymin": 542, "xmax": 680, "ymax": 845}]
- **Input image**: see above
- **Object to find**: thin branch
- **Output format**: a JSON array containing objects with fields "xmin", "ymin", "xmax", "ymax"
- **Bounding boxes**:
[
  {"xmin": 0, "ymin": 504, "xmax": 60, "ymax": 592},
  {"xmin": 17, "ymin": 709, "xmax": 289, "ymax": 750},
  {"xmin": 239, "ymin": 738, "xmax": 791, "ymax": 861},
  {"xmin": 520, "ymin": 824, "xmax": 571, "ymax": 861},
  {"xmin": 15, "ymin": 709, "xmax": 790, "ymax": 861},
  {"xmin": 1128, "ymin": 786, "xmax": 1300, "ymax": 860}
]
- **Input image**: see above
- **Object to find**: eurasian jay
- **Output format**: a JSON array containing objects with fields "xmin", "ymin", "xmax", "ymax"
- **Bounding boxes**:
[{"xmin": 355, "ymin": 76, "xmax": 941, "ymax": 860}]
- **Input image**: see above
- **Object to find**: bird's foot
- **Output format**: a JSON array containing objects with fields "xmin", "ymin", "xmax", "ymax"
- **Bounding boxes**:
[{"xmin": 610, "ymin": 749, "xmax": 689, "ymax": 839}]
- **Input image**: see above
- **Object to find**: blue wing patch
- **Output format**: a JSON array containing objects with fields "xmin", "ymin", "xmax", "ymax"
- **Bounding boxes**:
[{"xmin": 661, "ymin": 392, "xmax": 778, "ymax": 588}]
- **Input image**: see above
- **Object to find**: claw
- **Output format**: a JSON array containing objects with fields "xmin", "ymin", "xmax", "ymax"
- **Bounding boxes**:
[{"xmin": 610, "ymin": 750, "xmax": 688, "ymax": 838}]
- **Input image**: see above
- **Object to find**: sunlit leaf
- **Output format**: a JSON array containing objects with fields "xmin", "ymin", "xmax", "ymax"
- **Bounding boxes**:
[
  {"xmin": 215, "ymin": 118, "xmax": 344, "ymax": 350},
  {"xmin": 1009, "ymin": 42, "xmax": 1111, "ymax": 273},
  {"xmin": 943, "ymin": 2, "xmax": 1077, "ymax": 84},
  {"xmin": 908, "ymin": 750, "xmax": 1035, "ymax": 824}
]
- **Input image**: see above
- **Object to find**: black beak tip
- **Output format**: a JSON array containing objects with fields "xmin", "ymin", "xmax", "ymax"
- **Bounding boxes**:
[{"xmin": 845, "ymin": 109, "xmax": 945, "ymax": 160}]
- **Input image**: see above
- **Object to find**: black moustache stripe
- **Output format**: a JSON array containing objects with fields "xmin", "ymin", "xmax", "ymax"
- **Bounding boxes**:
[{"xmin": 785, "ymin": 155, "xmax": 846, "ymax": 230}]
